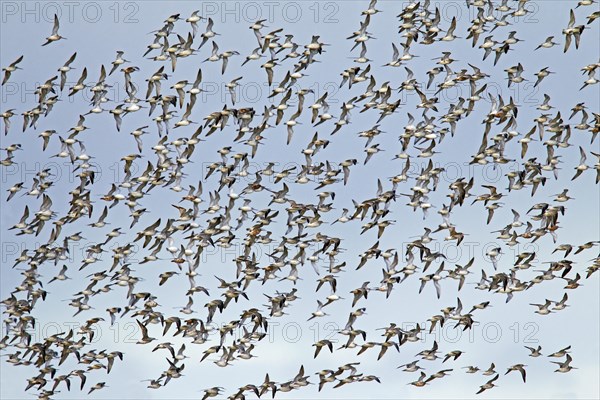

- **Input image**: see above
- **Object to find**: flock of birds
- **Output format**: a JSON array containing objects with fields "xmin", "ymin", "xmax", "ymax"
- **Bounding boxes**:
[{"xmin": 1, "ymin": 0, "xmax": 599, "ymax": 398}]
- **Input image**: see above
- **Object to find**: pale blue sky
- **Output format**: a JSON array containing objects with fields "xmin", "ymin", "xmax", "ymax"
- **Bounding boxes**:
[{"xmin": 1, "ymin": 1, "xmax": 599, "ymax": 399}]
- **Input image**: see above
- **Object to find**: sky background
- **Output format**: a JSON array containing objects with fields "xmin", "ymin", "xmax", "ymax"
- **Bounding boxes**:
[{"xmin": 1, "ymin": 1, "xmax": 599, "ymax": 399}]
